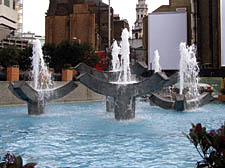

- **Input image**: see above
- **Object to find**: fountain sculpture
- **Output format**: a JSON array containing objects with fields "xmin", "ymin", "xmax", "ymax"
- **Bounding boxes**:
[
  {"xmin": 149, "ymin": 43, "xmax": 212, "ymax": 111},
  {"xmin": 9, "ymin": 40, "xmax": 77, "ymax": 115},
  {"xmin": 75, "ymin": 38, "xmax": 147, "ymax": 112},
  {"xmin": 76, "ymin": 28, "xmax": 177, "ymax": 120}
]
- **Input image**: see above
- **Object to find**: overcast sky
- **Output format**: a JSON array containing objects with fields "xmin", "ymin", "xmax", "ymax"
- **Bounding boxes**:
[{"xmin": 23, "ymin": 0, "xmax": 169, "ymax": 36}]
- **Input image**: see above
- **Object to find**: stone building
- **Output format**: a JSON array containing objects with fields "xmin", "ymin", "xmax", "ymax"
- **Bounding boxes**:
[
  {"xmin": 143, "ymin": 0, "xmax": 222, "ymax": 71},
  {"xmin": 132, "ymin": 0, "xmax": 148, "ymax": 39},
  {"xmin": 113, "ymin": 14, "xmax": 129, "ymax": 42},
  {"xmin": 76, "ymin": 0, "xmax": 114, "ymax": 50},
  {"xmin": 0, "ymin": 0, "xmax": 29, "ymax": 50},
  {"xmin": 0, "ymin": 0, "xmax": 18, "ymax": 40},
  {"xmin": 46, "ymin": 1, "xmax": 96, "ymax": 49},
  {"xmin": 0, "ymin": 37, "xmax": 31, "ymax": 50},
  {"xmin": 46, "ymin": 0, "xmax": 128, "ymax": 51}
]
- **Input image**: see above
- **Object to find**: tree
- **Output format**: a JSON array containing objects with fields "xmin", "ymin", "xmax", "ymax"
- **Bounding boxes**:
[
  {"xmin": 42, "ymin": 41, "xmax": 98, "ymax": 73},
  {"xmin": 42, "ymin": 42, "xmax": 56, "ymax": 69},
  {"xmin": 18, "ymin": 46, "xmax": 32, "ymax": 71},
  {"xmin": 0, "ymin": 46, "xmax": 19, "ymax": 68}
]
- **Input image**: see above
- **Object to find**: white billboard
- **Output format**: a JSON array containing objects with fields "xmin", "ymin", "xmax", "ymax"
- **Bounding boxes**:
[
  {"xmin": 221, "ymin": 0, "xmax": 225, "ymax": 66},
  {"xmin": 148, "ymin": 12, "xmax": 187, "ymax": 70}
]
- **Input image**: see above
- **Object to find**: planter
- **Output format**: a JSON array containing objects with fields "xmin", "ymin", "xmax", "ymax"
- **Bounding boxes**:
[
  {"xmin": 62, "ymin": 69, "xmax": 73, "ymax": 81},
  {"xmin": 7, "ymin": 66, "xmax": 19, "ymax": 81},
  {"xmin": 218, "ymin": 94, "xmax": 225, "ymax": 102}
]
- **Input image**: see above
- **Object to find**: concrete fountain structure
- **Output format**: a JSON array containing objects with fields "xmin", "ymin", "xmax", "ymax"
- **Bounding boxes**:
[
  {"xmin": 149, "ymin": 43, "xmax": 212, "ymax": 111},
  {"xmin": 9, "ymin": 40, "xmax": 77, "ymax": 115},
  {"xmin": 76, "ymin": 29, "xmax": 178, "ymax": 120},
  {"xmin": 75, "ymin": 38, "xmax": 148, "ymax": 112}
]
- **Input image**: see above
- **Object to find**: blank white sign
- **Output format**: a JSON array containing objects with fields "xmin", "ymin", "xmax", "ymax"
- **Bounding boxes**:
[
  {"xmin": 221, "ymin": 0, "xmax": 225, "ymax": 66},
  {"xmin": 148, "ymin": 12, "xmax": 187, "ymax": 70}
]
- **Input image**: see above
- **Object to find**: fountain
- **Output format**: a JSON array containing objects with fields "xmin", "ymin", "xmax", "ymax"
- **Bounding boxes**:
[
  {"xmin": 153, "ymin": 50, "xmax": 161, "ymax": 73},
  {"xmin": 118, "ymin": 28, "xmax": 132, "ymax": 83},
  {"xmin": 149, "ymin": 42, "xmax": 212, "ymax": 111},
  {"xmin": 75, "ymin": 39, "xmax": 147, "ymax": 112},
  {"xmin": 9, "ymin": 40, "xmax": 77, "ymax": 115},
  {"xmin": 111, "ymin": 40, "xmax": 121, "ymax": 71},
  {"xmin": 76, "ymin": 28, "xmax": 178, "ymax": 120},
  {"xmin": 179, "ymin": 43, "xmax": 199, "ymax": 98}
]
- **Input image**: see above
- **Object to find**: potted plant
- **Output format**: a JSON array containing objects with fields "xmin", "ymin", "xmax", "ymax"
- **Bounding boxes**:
[
  {"xmin": 6, "ymin": 65, "xmax": 19, "ymax": 82},
  {"xmin": 218, "ymin": 88, "xmax": 225, "ymax": 102},
  {"xmin": 0, "ymin": 46, "xmax": 20, "ymax": 81},
  {"xmin": 62, "ymin": 64, "xmax": 73, "ymax": 81}
]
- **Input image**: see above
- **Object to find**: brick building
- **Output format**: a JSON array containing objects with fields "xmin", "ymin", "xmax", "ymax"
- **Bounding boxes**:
[
  {"xmin": 143, "ymin": 0, "xmax": 222, "ymax": 72},
  {"xmin": 46, "ymin": 2, "xmax": 95, "ymax": 49},
  {"xmin": 46, "ymin": 0, "xmax": 129, "ymax": 51}
]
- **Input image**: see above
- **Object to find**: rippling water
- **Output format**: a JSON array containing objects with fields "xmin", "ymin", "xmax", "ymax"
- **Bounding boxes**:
[{"xmin": 0, "ymin": 102, "xmax": 224, "ymax": 168}]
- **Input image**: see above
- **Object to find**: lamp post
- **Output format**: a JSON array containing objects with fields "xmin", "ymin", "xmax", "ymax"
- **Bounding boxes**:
[
  {"xmin": 73, "ymin": 37, "xmax": 80, "ymax": 44},
  {"xmin": 108, "ymin": 0, "xmax": 111, "ymax": 48}
]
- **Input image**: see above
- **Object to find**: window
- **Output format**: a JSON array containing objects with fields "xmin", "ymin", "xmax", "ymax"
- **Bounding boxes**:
[
  {"xmin": 4, "ymin": 0, "xmax": 10, "ymax": 7},
  {"xmin": 135, "ymin": 33, "xmax": 138, "ymax": 39}
]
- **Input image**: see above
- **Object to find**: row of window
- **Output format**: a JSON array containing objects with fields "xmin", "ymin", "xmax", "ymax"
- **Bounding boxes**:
[{"xmin": 0, "ymin": 0, "xmax": 16, "ymax": 10}]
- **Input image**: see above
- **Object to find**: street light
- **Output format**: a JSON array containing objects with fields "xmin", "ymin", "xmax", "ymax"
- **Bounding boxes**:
[{"xmin": 73, "ymin": 37, "xmax": 80, "ymax": 44}]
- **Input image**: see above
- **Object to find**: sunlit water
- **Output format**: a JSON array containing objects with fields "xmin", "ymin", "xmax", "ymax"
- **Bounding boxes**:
[{"xmin": 0, "ymin": 102, "xmax": 224, "ymax": 168}]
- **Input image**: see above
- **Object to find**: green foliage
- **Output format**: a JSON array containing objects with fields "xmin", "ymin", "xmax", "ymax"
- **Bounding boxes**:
[
  {"xmin": 42, "ymin": 41, "xmax": 98, "ymax": 73},
  {"xmin": 0, "ymin": 46, "xmax": 19, "ymax": 67},
  {"xmin": 0, "ymin": 40, "xmax": 98, "ymax": 73},
  {"xmin": 0, "ymin": 46, "xmax": 32, "ymax": 71},
  {"xmin": 0, "ymin": 153, "xmax": 37, "ymax": 168},
  {"xmin": 220, "ymin": 88, "xmax": 225, "ymax": 95},
  {"xmin": 18, "ymin": 47, "xmax": 32, "ymax": 71},
  {"xmin": 62, "ymin": 64, "xmax": 72, "ymax": 69},
  {"xmin": 184, "ymin": 123, "xmax": 225, "ymax": 168}
]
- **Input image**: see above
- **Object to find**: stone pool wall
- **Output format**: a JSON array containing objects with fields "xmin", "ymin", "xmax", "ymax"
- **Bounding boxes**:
[{"xmin": 0, "ymin": 81, "xmax": 105, "ymax": 106}]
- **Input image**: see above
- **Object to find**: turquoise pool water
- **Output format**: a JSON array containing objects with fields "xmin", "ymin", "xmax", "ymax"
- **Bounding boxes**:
[{"xmin": 0, "ymin": 102, "xmax": 224, "ymax": 168}]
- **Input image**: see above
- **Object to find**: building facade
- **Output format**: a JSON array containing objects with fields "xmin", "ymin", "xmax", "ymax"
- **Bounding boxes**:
[
  {"xmin": 0, "ymin": 0, "xmax": 18, "ymax": 40},
  {"xmin": 46, "ymin": 2, "xmax": 96, "ymax": 49},
  {"xmin": 113, "ymin": 14, "xmax": 129, "ymax": 42},
  {"xmin": 143, "ymin": 0, "xmax": 222, "ymax": 71},
  {"xmin": 0, "ymin": 37, "xmax": 31, "ymax": 50},
  {"xmin": 132, "ymin": 0, "xmax": 148, "ymax": 39},
  {"xmin": 46, "ymin": 0, "xmax": 126, "ymax": 51}
]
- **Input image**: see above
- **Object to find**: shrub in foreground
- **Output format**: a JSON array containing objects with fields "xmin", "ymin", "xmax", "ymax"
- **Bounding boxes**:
[
  {"xmin": 0, "ymin": 153, "xmax": 36, "ymax": 168},
  {"xmin": 184, "ymin": 123, "xmax": 225, "ymax": 168}
]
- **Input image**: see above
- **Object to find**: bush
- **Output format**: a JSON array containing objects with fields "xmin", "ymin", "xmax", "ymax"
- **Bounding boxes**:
[
  {"xmin": 184, "ymin": 123, "xmax": 225, "ymax": 168},
  {"xmin": 199, "ymin": 88, "xmax": 214, "ymax": 94},
  {"xmin": 0, "ymin": 153, "xmax": 36, "ymax": 168},
  {"xmin": 0, "ymin": 46, "xmax": 19, "ymax": 67},
  {"xmin": 42, "ymin": 41, "xmax": 98, "ymax": 73},
  {"xmin": 220, "ymin": 88, "xmax": 225, "ymax": 95}
]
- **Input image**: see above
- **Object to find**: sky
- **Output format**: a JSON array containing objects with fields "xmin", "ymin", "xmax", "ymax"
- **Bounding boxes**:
[{"xmin": 23, "ymin": 0, "xmax": 169, "ymax": 36}]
